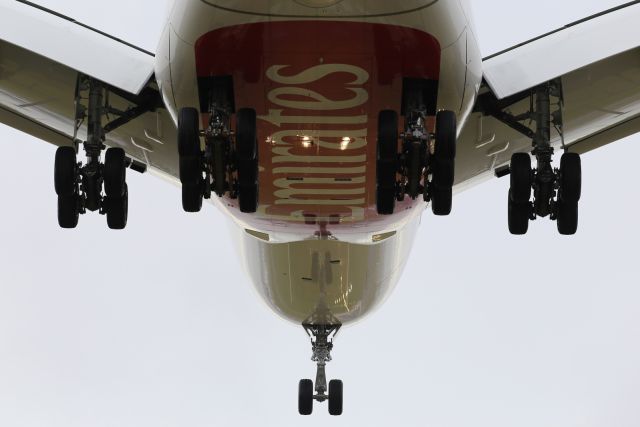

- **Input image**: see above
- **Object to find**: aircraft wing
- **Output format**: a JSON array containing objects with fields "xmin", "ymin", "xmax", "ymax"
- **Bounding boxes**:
[
  {"xmin": 456, "ymin": 1, "xmax": 640, "ymax": 190},
  {"xmin": 0, "ymin": 1, "xmax": 178, "ymax": 180}
]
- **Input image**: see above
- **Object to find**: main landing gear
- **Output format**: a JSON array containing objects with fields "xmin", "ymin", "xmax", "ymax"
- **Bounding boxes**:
[
  {"xmin": 298, "ymin": 321, "xmax": 343, "ymax": 416},
  {"xmin": 54, "ymin": 77, "xmax": 127, "ymax": 229},
  {"xmin": 177, "ymin": 82, "xmax": 258, "ymax": 213},
  {"xmin": 376, "ymin": 109, "xmax": 457, "ymax": 216},
  {"xmin": 507, "ymin": 83, "xmax": 582, "ymax": 235},
  {"xmin": 53, "ymin": 74, "xmax": 159, "ymax": 229}
]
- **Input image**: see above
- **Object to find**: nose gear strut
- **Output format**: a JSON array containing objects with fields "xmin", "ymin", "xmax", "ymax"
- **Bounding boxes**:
[{"xmin": 298, "ymin": 313, "xmax": 343, "ymax": 416}]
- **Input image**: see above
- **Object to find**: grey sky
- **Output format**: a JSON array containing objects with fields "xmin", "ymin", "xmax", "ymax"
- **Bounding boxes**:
[{"xmin": 1, "ymin": 1, "xmax": 639, "ymax": 426}]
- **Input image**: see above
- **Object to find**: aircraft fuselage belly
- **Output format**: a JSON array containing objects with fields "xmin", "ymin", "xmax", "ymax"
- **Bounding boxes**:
[{"xmin": 157, "ymin": 0, "xmax": 481, "ymax": 324}]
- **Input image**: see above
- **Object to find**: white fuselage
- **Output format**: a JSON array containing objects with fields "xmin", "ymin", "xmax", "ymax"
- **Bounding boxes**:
[{"xmin": 155, "ymin": 0, "xmax": 482, "ymax": 325}]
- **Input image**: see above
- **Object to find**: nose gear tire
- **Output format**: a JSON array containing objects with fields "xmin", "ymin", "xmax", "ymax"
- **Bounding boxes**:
[
  {"xmin": 328, "ymin": 379, "xmax": 343, "ymax": 416},
  {"xmin": 298, "ymin": 379, "xmax": 314, "ymax": 416}
]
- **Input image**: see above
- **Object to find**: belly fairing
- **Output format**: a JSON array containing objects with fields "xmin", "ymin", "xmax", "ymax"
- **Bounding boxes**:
[{"xmin": 236, "ymin": 213, "xmax": 421, "ymax": 325}]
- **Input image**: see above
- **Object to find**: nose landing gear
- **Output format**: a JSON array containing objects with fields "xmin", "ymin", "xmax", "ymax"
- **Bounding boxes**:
[{"xmin": 298, "ymin": 321, "xmax": 343, "ymax": 416}]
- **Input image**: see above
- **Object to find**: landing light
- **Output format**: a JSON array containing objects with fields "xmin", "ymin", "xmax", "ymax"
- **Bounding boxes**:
[
  {"xmin": 301, "ymin": 135, "xmax": 313, "ymax": 148},
  {"xmin": 340, "ymin": 137, "xmax": 351, "ymax": 150}
]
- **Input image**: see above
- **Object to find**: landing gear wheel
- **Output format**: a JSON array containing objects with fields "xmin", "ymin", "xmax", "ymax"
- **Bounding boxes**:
[
  {"xmin": 182, "ymin": 184, "xmax": 203, "ymax": 213},
  {"xmin": 432, "ymin": 159, "xmax": 454, "ymax": 188},
  {"xmin": 431, "ymin": 185, "xmax": 452, "ymax": 216},
  {"xmin": 508, "ymin": 190, "xmax": 530, "ymax": 235},
  {"xmin": 434, "ymin": 110, "xmax": 457, "ymax": 161},
  {"xmin": 104, "ymin": 147, "xmax": 126, "ymax": 196},
  {"xmin": 406, "ymin": 140, "xmax": 424, "ymax": 199},
  {"xmin": 376, "ymin": 110, "xmax": 398, "ymax": 215},
  {"xmin": 106, "ymin": 184, "xmax": 128, "ymax": 230},
  {"xmin": 179, "ymin": 155, "xmax": 202, "ymax": 186},
  {"xmin": 237, "ymin": 181, "xmax": 257, "ymax": 213},
  {"xmin": 178, "ymin": 107, "xmax": 205, "ymax": 213},
  {"xmin": 236, "ymin": 108, "xmax": 259, "ymax": 213},
  {"xmin": 180, "ymin": 155, "xmax": 203, "ymax": 212},
  {"xmin": 328, "ymin": 379, "xmax": 343, "ymax": 416},
  {"xmin": 557, "ymin": 200, "xmax": 578, "ymax": 235},
  {"xmin": 58, "ymin": 194, "xmax": 79, "ymax": 229},
  {"xmin": 559, "ymin": 152, "xmax": 581, "ymax": 203},
  {"xmin": 212, "ymin": 137, "xmax": 228, "ymax": 197},
  {"xmin": 178, "ymin": 108, "xmax": 201, "ymax": 156},
  {"xmin": 298, "ymin": 379, "xmax": 314, "ymax": 416},
  {"xmin": 430, "ymin": 110, "xmax": 457, "ymax": 216},
  {"xmin": 54, "ymin": 147, "xmax": 77, "ymax": 196},
  {"xmin": 510, "ymin": 153, "xmax": 532, "ymax": 204}
]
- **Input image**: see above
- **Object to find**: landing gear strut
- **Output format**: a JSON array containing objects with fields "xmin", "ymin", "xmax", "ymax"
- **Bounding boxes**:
[
  {"xmin": 508, "ymin": 82, "xmax": 582, "ymax": 235},
  {"xmin": 298, "ymin": 319, "xmax": 343, "ymax": 416},
  {"xmin": 54, "ymin": 75, "xmax": 139, "ymax": 229},
  {"xmin": 376, "ymin": 108, "xmax": 457, "ymax": 216},
  {"xmin": 177, "ymin": 79, "xmax": 258, "ymax": 213}
]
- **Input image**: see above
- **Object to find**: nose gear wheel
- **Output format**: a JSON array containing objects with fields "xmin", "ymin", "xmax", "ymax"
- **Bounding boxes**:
[{"xmin": 298, "ymin": 312, "xmax": 343, "ymax": 416}]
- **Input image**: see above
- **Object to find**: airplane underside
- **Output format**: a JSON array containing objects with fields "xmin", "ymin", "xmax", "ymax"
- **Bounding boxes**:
[{"xmin": 6, "ymin": 0, "xmax": 640, "ymax": 418}]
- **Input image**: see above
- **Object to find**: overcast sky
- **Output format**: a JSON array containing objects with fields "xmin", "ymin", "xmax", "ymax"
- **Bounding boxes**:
[{"xmin": 1, "ymin": 1, "xmax": 639, "ymax": 426}]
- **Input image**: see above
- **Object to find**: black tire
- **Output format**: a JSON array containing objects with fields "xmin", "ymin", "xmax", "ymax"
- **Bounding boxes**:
[
  {"xmin": 431, "ymin": 185, "xmax": 452, "ymax": 216},
  {"xmin": 106, "ymin": 184, "xmax": 128, "ymax": 230},
  {"xmin": 54, "ymin": 146, "xmax": 77, "ymax": 196},
  {"xmin": 510, "ymin": 153, "xmax": 532, "ymax": 204},
  {"xmin": 298, "ymin": 379, "xmax": 314, "ymax": 416},
  {"xmin": 104, "ymin": 147, "xmax": 127, "ymax": 196},
  {"xmin": 377, "ymin": 110, "xmax": 398, "ymax": 160},
  {"xmin": 179, "ymin": 155, "xmax": 202, "ymax": 186},
  {"xmin": 406, "ymin": 140, "xmax": 424, "ymax": 199},
  {"xmin": 434, "ymin": 110, "xmax": 457, "ymax": 161},
  {"xmin": 178, "ymin": 107, "xmax": 201, "ymax": 156},
  {"xmin": 376, "ymin": 184, "xmax": 395, "ymax": 215},
  {"xmin": 236, "ymin": 108, "xmax": 257, "ymax": 159},
  {"xmin": 328, "ymin": 379, "xmax": 343, "ymax": 416},
  {"xmin": 508, "ymin": 190, "xmax": 529, "ymax": 235},
  {"xmin": 557, "ymin": 199, "xmax": 578, "ymax": 235},
  {"xmin": 238, "ymin": 185, "xmax": 258, "ymax": 213},
  {"xmin": 376, "ymin": 110, "xmax": 398, "ymax": 215},
  {"xmin": 236, "ymin": 109, "xmax": 259, "ymax": 213},
  {"xmin": 212, "ymin": 137, "xmax": 228, "ymax": 197},
  {"xmin": 58, "ymin": 194, "xmax": 79, "ymax": 228},
  {"xmin": 432, "ymin": 159, "xmax": 455, "ymax": 188},
  {"xmin": 560, "ymin": 152, "xmax": 581, "ymax": 203},
  {"xmin": 182, "ymin": 184, "xmax": 203, "ymax": 213}
]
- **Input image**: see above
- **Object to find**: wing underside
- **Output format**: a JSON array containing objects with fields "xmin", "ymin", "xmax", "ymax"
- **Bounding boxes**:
[
  {"xmin": 0, "ymin": 1, "xmax": 178, "ymax": 180},
  {"xmin": 455, "ymin": 1, "xmax": 640, "ymax": 190}
]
